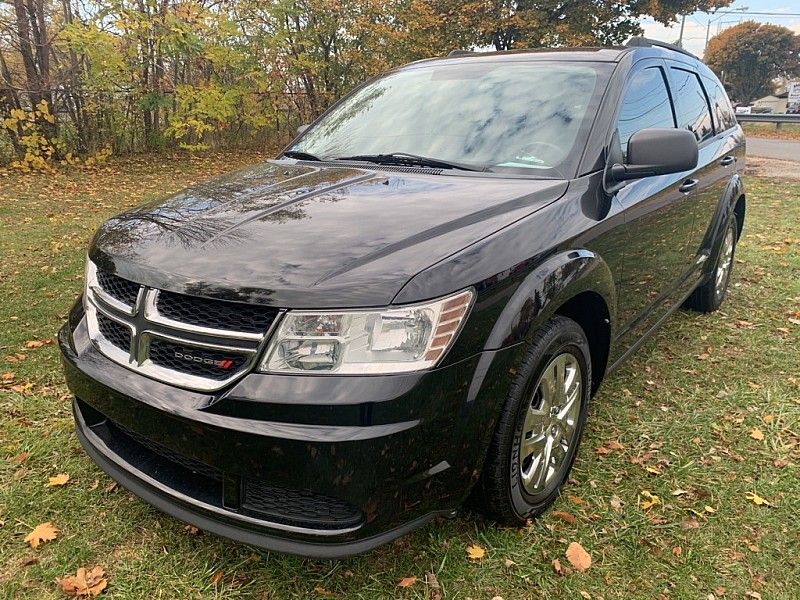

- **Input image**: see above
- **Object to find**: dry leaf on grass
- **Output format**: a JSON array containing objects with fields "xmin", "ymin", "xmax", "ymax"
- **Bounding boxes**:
[
  {"xmin": 749, "ymin": 427, "xmax": 764, "ymax": 441},
  {"xmin": 465, "ymin": 544, "xmax": 486, "ymax": 560},
  {"xmin": 551, "ymin": 510, "xmax": 577, "ymax": 525},
  {"xmin": 565, "ymin": 541, "xmax": 592, "ymax": 572},
  {"xmin": 24, "ymin": 522, "xmax": 58, "ymax": 548},
  {"xmin": 639, "ymin": 490, "xmax": 661, "ymax": 510},
  {"xmin": 48, "ymin": 473, "xmax": 70, "ymax": 487},
  {"xmin": 397, "ymin": 576, "xmax": 416, "ymax": 588},
  {"xmin": 552, "ymin": 558, "xmax": 563, "ymax": 574},
  {"xmin": 746, "ymin": 492, "xmax": 773, "ymax": 507},
  {"xmin": 56, "ymin": 566, "xmax": 108, "ymax": 597},
  {"xmin": 211, "ymin": 570, "xmax": 224, "ymax": 586},
  {"xmin": 24, "ymin": 339, "xmax": 52, "ymax": 349}
]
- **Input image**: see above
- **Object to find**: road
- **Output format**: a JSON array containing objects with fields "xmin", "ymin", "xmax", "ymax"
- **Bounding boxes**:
[{"xmin": 747, "ymin": 137, "xmax": 800, "ymax": 162}]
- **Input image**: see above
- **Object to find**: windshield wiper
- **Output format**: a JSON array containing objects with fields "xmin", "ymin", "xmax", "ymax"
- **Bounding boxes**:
[
  {"xmin": 281, "ymin": 150, "xmax": 323, "ymax": 161},
  {"xmin": 335, "ymin": 152, "xmax": 488, "ymax": 172}
]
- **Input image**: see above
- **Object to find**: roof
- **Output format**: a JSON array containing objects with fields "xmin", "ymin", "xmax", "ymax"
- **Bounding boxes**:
[{"xmin": 424, "ymin": 37, "xmax": 700, "ymax": 66}]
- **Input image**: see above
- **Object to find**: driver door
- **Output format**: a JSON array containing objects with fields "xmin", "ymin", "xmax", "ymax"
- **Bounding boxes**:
[{"xmin": 612, "ymin": 60, "xmax": 700, "ymax": 357}]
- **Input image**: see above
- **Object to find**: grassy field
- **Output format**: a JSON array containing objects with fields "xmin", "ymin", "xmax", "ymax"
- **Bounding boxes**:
[
  {"xmin": 741, "ymin": 122, "xmax": 800, "ymax": 141},
  {"xmin": 1, "ymin": 153, "xmax": 798, "ymax": 599}
]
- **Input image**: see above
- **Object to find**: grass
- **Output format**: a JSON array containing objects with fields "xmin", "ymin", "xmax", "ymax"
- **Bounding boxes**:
[
  {"xmin": 741, "ymin": 122, "xmax": 800, "ymax": 141},
  {"xmin": 1, "ymin": 153, "xmax": 798, "ymax": 599}
]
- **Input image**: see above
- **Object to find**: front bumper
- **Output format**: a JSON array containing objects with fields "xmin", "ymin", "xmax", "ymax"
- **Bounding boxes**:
[{"xmin": 60, "ymin": 301, "xmax": 518, "ymax": 557}]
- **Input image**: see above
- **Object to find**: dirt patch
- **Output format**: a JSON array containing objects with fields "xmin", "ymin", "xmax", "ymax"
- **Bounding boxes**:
[{"xmin": 745, "ymin": 156, "xmax": 800, "ymax": 180}]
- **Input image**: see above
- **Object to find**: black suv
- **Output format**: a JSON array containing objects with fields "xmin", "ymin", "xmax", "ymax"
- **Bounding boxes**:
[{"xmin": 60, "ymin": 39, "xmax": 745, "ymax": 558}]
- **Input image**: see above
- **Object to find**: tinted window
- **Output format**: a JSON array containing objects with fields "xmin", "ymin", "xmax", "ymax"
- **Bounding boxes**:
[
  {"xmin": 670, "ymin": 68, "xmax": 714, "ymax": 142},
  {"xmin": 617, "ymin": 67, "xmax": 675, "ymax": 159},
  {"xmin": 292, "ymin": 62, "xmax": 608, "ymax": 177},
  {"xmin": 702, "ymin": 75, "xmax": 737, "ymax": 132}
]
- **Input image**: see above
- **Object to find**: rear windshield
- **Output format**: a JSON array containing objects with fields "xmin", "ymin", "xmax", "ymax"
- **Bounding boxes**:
[{"xmin": 291, "ymin": 61, "xmax": 612, "ymax": 178}]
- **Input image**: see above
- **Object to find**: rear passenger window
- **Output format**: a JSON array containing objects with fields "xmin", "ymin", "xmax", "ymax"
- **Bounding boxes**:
[
  {"xmin": 617, "ymin": 67, "xmax": 675, "ymax": 159},
  {"xmin": 703, "ymin": 76, "xmax": 738, "ymax": 132},
  {"xmin": 670, "ymin": 68, "xmax": 714, "ymax": 142}
]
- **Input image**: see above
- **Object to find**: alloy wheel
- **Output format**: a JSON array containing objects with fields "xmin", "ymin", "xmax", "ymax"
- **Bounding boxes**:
[
  {"xmin": 518, "ymin": 352, "xmax": 583, "ymax": 495},
  {"xmin": 715, "ymin": 226, "xmax": 735, "ymax": 299}
]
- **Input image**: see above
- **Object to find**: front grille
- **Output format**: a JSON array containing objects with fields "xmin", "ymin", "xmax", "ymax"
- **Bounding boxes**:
[
  {"xmin": 243, "ymin": 480, "xmax": 363, "ymax": 530},
  {"xmin": 85, "ymin": 259, "xmax": 278, "ymax": 391},
  {"xmin": 148, "ymin": 338, "xmax": 250, "ymax": 381},
  {"xmin": 114, "ymin": 422, "xmax": 222, "ymax": 481},
  {"xmin": 96, "ymin": 314, "xmax": 131, "ymax": 352},
  {"xmin": 156, "ymin": 290, "xmax": 278, "ymax": 334},
  {"xmin": 96, "ymin": 269, "xmax": 140, "ymax": 306}
]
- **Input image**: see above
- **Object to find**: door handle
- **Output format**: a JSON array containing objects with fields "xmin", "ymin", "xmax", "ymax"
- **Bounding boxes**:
[
  {"xmin": 720, "ymin": 155, "xmax": 735, "ymax": 167},
  {"xmin": 679, "ymin": 179, "xmax": 699, "ymax": 194}
]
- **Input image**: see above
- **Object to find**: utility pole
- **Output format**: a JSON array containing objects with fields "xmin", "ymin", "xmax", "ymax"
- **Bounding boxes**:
[{"xmin": 677, "ymin": 14, "xmax": 686, "ymax": 47}]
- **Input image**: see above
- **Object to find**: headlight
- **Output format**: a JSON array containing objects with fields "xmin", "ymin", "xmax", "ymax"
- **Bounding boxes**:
[{"xmin": 260, "ymin": 289, "xmax": 473, "ymax": 374}]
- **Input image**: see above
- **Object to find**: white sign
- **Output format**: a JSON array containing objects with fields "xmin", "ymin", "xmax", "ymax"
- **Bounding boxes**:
[
  {"xmin": 788, "ymin": 81, "xmax": 800, "ymax": 103},
  {"xmin": 735, "ymin": 106, "xmax": 751, "ymax": 114}
]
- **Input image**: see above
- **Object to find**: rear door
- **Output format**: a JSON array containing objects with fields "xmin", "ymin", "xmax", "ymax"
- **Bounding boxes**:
[
  {"xmin": 612, "ymin": 59, "xmax": 698, "ymax": 350},
  {"xmin": 665, "ymin": 64, "xmax": 731, "ymax": 266}
]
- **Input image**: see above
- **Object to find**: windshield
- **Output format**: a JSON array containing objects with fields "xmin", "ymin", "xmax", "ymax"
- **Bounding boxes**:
[{"xmin": 289, "ymin": 61, "xmax": 610, "ymax": 178}]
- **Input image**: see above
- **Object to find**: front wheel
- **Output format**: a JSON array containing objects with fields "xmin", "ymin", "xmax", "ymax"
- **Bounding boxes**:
[
  {"xmin": 686, "ymin": 219, "xmax": 738, "ymax": 313},
  {"xmin": 475, "ymin": 315, "xmax": 591, "ymax": 524}
]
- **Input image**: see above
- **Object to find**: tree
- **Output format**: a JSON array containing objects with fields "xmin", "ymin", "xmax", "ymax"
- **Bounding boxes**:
[
  {"xmin": 705, "ymin": 21, "xmax": 800, "ymax": 104},
  {"xmin": 432, "ymin": 0, "xmax": 733, "ymax": 51}
]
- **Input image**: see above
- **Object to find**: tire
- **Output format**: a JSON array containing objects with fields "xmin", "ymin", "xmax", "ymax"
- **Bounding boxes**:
[
  {"xmin": 475, "ymin": 315, "xmax": 592, "ymax": 524},
  {"xmin": 685, "ymin": 218, "xmax": 738, "ymax": 313}
]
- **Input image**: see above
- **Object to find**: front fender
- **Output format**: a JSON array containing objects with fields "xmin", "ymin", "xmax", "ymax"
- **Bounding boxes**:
[
  {"xmin": 484, "ymin": 249, "xmax": 617, "ymax": 350},
  {"xmin": 450, "ymin": 248, "xmax": 617, "ymax": 491}
]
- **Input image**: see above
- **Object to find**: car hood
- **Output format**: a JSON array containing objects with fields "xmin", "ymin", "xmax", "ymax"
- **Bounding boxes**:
[{"xmin": 90, "ymin": 161, "xmax": 567, "ymax": 307}]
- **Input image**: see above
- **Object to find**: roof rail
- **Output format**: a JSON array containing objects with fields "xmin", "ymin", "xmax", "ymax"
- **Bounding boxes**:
[
  {"xmin": 448, "ymin": 49, "xmax": 474, "ymax": 57},
  {"xmin": 625, "ymin": 37, "xmax": 697, "ymax": 59}
]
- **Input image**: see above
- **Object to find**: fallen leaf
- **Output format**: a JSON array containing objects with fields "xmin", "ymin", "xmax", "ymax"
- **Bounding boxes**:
[
  {"xmin": 24, "ymin": 522, "xmax": 58, "ymax": 548},
  {"xmin": 745, "ymin": 592, "xmax": 762, "ymax": 600},
  {"xmin": 639, "ymin": 490, "xmax": 661, "ymax": 510},
  {"xmin": 314, "ymin": 586, "xmax": 335, "ymax": 597},
  {"xmin": 672, "ymin": 489, "xmax": 689, "ymax": 497},
  {"xmin": 397, "ymin": 576, "xmax": 416, "ymax": 588},
  {"xmin": 24, "ymin": 339, "xmax": 52, "ymax": 349},
  {"xmin": 672, "ymin": 546, "xmax": 682, "ymax": 556},
  {"xmin": 551, "ymin": 510, "xmax": 577, "ymax": 525},
  {"xmin": 56, "ymin": 566, "xmax": 108, "ymax": 597},
  {"xmin": 745, "ymin": 492, "xmax": 773, "ymax": 507},
  {"xmin": 425, "ymin": 571, "xmax": 441, "ymax": 599},
  {"xmin": 773, "ymin": 458, "xmax": 789, "ymax": 468},
  {"xmin": 504, "ymin": 558, "xmax": 516, "ymax": 568},
  {"xmin": 567, "ymin": 495, "xmax": 585, "ymax": 506},
  {"xmin": 749, "ymin": 427, "xmax": 764, "ymax": 441},
  {"xmin": 465, "ymin": 544, "xmax": 486, "ymax": 560},
  {"xmin": 680, "ymin": 516, "xmax": 701, "ymax": 530},
  {"xmin": 704, "ymin": 505, "xmax": 717, "ymax": 514},
  {"xmin": 579, "ymin": 592, "xmax": 591, "ymax": 600},
  {"xmin": 184, "ymin": 525, "xmax": 200, "ymax": 536},
  {"xmin": 762, "ymin": 415, "xmax": 774, "ymax": 424},
  {"xmin": 48, "ymin": 473, "xmax": 70, "ymax": 487},
  {"xmin": 565, "ymin": 541, "xmax": 592, "ymax": 572},
  {"xmin": 211, "ymin": 570, "xmax": 224, "ymax": 587},
  {"xmin": 610, "ymin": 495, "xmax": 623, "ymax": 511},
  {"xmin": 552, "ymin": 558, "xmax": 563, "ymax": 574},
  {"xmin": 20, "ymin": 556, "xmax": 39, "ymax": 567}
]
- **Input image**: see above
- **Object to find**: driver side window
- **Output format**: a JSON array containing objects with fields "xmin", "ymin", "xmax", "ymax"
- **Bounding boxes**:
[{"xmin": 617, "ymin": 67, "xmax": 676, "ymax": 160}]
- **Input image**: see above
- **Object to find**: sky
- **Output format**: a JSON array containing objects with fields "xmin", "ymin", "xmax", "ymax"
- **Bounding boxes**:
[{"xmin": 640, "ymin": 0, "xmax": 800, "ymax": 58}]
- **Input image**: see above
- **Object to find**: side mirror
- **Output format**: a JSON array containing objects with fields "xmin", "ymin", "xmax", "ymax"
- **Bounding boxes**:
[
  {"xmin": 610, "ymin": 128, "xmax": 698, "ymax": 181},
  {"xmin": 296, "ymin": 124, "xmax": 309, "ymax": 136}
]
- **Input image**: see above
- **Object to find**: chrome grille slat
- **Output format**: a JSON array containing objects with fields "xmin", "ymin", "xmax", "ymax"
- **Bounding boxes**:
[{"xmin": 84, "ymin": 261, "xmax": 281, "ymax": 391}]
